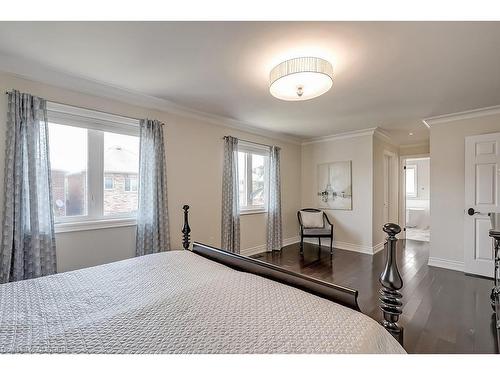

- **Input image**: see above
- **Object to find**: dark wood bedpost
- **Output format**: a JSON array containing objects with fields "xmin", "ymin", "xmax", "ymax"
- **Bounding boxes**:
[
  {"xmin": 379, "ymin": 223, "xmax": 404, "ymax": 345},
  {"xmin": 182, "ymin": 205, "xmax": 191, "ymax": 250}
]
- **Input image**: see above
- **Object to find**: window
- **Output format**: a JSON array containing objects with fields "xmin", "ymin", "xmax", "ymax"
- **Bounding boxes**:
[
  {"xmin": 49, "ymin": 123, "xmax": 88, "ymax": 218},
  {"xmin": 405, "ymin": 165, "xmax": 417, "ymax": 198},
  {"xmin": 237, "ymin": 142, "xmax": 269, "ymax": 213},
  {"xmin": 103, "ymin": 132, "xmax": 139, "ymax": 216},
  {"xmin": 104, "ymin": 177, "xmax": 114, "ymax": 190},
  {"xmin": 125, "ymin": 176, "xmax": 138, "ymax": 192},
  {"xmin": 47, "ymin": 102, "xmax": 140, "ymax": 230}
]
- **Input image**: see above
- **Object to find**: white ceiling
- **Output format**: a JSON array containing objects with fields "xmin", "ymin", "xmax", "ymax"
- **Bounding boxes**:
[{"xmin": 1, "ymin": 22, "xmax": 500, "ymax": 144}]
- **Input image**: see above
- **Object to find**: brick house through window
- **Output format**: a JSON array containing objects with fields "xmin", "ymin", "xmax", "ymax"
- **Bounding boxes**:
[{"xmin": 51, "ymin": 143, "xmax": 139, "ymax": 218}]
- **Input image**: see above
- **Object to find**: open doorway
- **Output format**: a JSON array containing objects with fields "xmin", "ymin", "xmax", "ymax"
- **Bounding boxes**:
[{"xmin": 404, "ymin": 157, "xmax": 430, "ymax": 242}]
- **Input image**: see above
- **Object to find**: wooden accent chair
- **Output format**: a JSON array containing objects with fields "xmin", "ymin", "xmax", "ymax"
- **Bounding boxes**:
[{"xmin": 297, "ymin": 208, "xmax": 334, "ymax": 254}]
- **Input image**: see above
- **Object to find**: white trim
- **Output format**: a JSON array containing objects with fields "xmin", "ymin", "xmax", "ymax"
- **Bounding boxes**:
[
  {"xmin": 240, "ymin": 208, "xmax": 267, "ymax": 216},
  {"xmin": 47, "ymin": 101, "xmax": 140, "ymax": 136},
  {"xmin": 374, "ymin": 128, "xmax": 398, "ymax": 147},
  {"xmin": 372, "ymin": 242, "xmax": 386, "ymax": 254},
  {"xmin": 301, "ymin": 127, "xmax": 377, "ymax": 145},
  {"xmin": 304, "ymin": 238, "xmax": 382, "ymax": 255},
  {"xmin": 302, "ymin": 127, "xmax": 398, "ymax": 147},
  {"xmin": 428, "ymin": 257, "xmax": 464, "ymax": 272},
  {"xmin": 240, "ymin": 236, "xmax": 300, "ymax": 257},
  {"xmin": 422, "ymin": 104, "xmax": 500, "ymax": 128},
  {"xmin": 55, "ymin": 218, "xmax": 137, "ymax": 233},
  {"xmin": 240, "ymin": 244, "xmax": 267, "ymax": 257},
  {"xmin": 238, "ymin": 140, "xmax": 271, "ymax": 155},
  {"xmin": 0, "ymin": 53, "xmax": 302, "ymax": 145}
]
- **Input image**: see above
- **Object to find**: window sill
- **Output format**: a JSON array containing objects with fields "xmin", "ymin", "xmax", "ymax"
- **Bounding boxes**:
[
  {"xmin": 240, "ymin": 209, "xmax": 267, "ymax": 216},
  {"xmin": 55, "ymin": 218, "xmax": 137, "ymax": 233}
]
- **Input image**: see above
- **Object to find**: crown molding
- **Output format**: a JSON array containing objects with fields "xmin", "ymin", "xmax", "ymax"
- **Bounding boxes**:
[
  {"xmin": 301, "ymin": 126, "xmax": 398, "ymax": 146},
  {"xmin": 0, "ymin": 52, "xmax": 302, "ymax": 145},
  {"xmin": 302, "ymin": 127, "xmax": 377, "ymax": 145},
  {"xmin": 422, "ymin": 105, "xmax": 500, "ymax": 128},
  {"xmin": 373, "ymin": 127, "xmax": 399, "ymax": 147}
]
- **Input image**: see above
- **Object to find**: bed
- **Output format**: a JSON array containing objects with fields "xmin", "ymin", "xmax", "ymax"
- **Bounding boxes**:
[{"xmin": 0, "ymin": 206, "xmax": 406, "ymax": 354}]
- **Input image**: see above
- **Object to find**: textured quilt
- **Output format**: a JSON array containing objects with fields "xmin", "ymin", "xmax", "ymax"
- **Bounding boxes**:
[{"xmin": 0, "ymin": 250, "xmax": 405, "ymax": 354}]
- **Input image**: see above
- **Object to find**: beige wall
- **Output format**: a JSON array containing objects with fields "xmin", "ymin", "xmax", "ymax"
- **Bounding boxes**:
[
  {"xmin": 372, "ymin": 136, "xmax": 399, "ymax": 247},
  {"xmin": 301, "ymin": 135, "xmax": 374, "ymax": 252},
  {"xmin": 0, "ymin": 71, "xmax": 301, "ymax": 272},
  {"xmin": 430, "ymin": 112, "xmax": 500, "ymax": 265}
]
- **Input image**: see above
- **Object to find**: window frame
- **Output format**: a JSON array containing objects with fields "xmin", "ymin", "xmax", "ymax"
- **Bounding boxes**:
[
  {"xmin": 47, "ymin": 102, "xmax": 140, "ymax": 232},
  {"xmin": 405, "ymin": 164, "xmax": 418, "ymax": 198},
  {"xmin": 124, "ymin": 176, "xmax": 138, "ymax": 192},
  {"xmin": 104, "ymin": 176, "xmax": 114, "ymax": 190},
  {"xmin": 237, "ymin": 141, "xmax": 269, "ymax": 215}
]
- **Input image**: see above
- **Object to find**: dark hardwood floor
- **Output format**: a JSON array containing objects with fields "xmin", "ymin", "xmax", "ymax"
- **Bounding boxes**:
[{"xmin": 252, "ymin": 240, "xmax": 498, "ymax": 354}]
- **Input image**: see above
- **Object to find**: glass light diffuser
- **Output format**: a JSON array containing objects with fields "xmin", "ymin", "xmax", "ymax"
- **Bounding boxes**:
[{"xmin": 269, "ymin": 57, "xmax": 333, "ymax": 101}]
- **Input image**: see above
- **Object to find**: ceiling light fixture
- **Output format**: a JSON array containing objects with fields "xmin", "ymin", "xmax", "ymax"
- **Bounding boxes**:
[{"xmin": 269, "ymin": 57, "xmax": 333, "ymax": 101}]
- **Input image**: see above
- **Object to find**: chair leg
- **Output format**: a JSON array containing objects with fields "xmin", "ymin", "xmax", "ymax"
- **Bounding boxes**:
[
  {"xmin": 300, "ymin": 237, "xmax": 304, "ymax": 254},
  {"xmin": 330, "ymin": 237, "xmax": 333, "ymax": 255},
  {"xmin": 318, "ymin": 237, "xmax": 321, "ymax": 248}
]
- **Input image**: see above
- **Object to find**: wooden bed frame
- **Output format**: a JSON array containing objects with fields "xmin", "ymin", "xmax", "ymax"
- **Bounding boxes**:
[{"xmin": 181, "ymin": 205, "xmax": 404, "ymax": 345}]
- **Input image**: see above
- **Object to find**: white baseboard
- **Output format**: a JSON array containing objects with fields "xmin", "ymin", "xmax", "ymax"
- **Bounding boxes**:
[
  {"xmin": 240, "ymin": 244, "xmax": 266, "ymax": 257},
  {"xmin": 241, "ymin": 237, "xmax": 383, "ymax": 256},
  {"xmin": 428, "ymin": 257, "xmax": 465, "ymax": 272},
  {"xmin": 303, "ymin": 238, "xmax": 383, "ymax": 255},
  {"xmin": 283, "ymin": 236, "xmax": 301, "ymax": 247},
  {"xmin": 240, "ymin": 236, "xmax": 300, "ymax": 257},
  {"xmin": 372, "ymin": 242, "xmax": 386, "ymax": 254}
]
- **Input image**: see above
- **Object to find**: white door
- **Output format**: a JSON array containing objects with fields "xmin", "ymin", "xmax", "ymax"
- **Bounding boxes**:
[
  {"xmin": 464, "ymin": 132, "xmax": 500, "ymax": 277},
  {"xmin": 383, "ymin": 154, "xmax": 390, "ymax": 223}
]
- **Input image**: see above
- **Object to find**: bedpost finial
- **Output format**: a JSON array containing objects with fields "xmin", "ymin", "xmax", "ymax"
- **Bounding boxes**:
[
  {"xmin": 379, "ymin": 222, "xmax": 404, "ymax": 345},
  {"xmin": 383, "ymin": 223, "xmax": 401, "ymax": 237},
  {"xmin": 182, "ymin": 205, "xmax": 191, "ymax": 250}
]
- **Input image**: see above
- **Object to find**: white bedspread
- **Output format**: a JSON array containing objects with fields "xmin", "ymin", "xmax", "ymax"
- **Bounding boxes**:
[{"xmin": 0, "ymin": 250, "xmax": 405, "ymax": 354}]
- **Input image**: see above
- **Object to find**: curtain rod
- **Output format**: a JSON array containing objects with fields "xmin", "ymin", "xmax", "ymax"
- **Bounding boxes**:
[
  {"xmin": 223, "ymin": 136, "xmax": 274, "ymax": 149},
  {"xmin": 5, "ymin": 90, "xmax": 166, "ymax": 125}
]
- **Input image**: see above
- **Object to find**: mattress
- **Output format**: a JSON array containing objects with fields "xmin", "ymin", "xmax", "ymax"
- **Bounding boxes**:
[{"xmin": 0, "ymin": 250, "xmax": 405, "ymax": 354}]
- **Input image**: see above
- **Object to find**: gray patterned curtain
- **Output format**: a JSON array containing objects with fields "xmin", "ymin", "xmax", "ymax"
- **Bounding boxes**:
[
  {"xmin": 266, "ymin": 146, "xmax": 282, "ymax": 251},
  {"xmin": 0, "ymin": 90, "xmax": 57, "ymax": 283},
  {"xmin": 221, "ymin": 136, "xmax": 240, "ymax": 253},
  {"xmin": 136, "ymin": 119, "xmax": 170, "ymax": 256}
]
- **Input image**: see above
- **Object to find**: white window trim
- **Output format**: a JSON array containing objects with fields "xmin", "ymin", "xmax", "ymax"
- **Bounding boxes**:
[
  {"xmin": 238, "ymin": 141, "xmax": 270, "ymax": 214},
  {"xmin": 55, "ymin": 218, "xmax": 137, "ymax": 233},
  {"xmin": 48, "ymin": 102, "xmax": 140, "ymax": 231},
  {"xmin": 47, "ymin": 102, "xmax": 140, "ymax": 136},
  {"xmin": 405, "ymin": 164, "xmax": 418, "ymax": 198},
  {"xmin": 240, "ymin": 208, "xmax": 267, "ymax": 215}
]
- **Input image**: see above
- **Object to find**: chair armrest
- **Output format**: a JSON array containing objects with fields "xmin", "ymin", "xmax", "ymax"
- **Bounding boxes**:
[{"xmin": 323, "ymin": 213, "xmax": 333, "ymax": 227}]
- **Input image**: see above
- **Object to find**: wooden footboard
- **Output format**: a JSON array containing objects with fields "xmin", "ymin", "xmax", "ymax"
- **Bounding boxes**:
[
  {"xmin": 181, "ymin": 204, "xmax": 404, "ymax": 346},
  {"xmin": 192, "ymin": 241, "xmax": 360, "ymax": 311}
]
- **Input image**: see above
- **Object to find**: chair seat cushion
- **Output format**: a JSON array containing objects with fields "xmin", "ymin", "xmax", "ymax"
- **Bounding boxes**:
[
  {"xmin": 300, "ymin": 211, "xmax": 324, "ymax": 228},
  {"xmin": 303, "ymin": 227, "xmax": 332, "ymax": 236}
]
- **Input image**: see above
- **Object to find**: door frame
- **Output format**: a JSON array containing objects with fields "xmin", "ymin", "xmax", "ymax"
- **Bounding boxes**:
[
  {"xmin": 383, "ymin": 150, "xmax": 398, "ymax": 225},
  {"xmin": 464, "ymin": 133, "xmax": 500, "ymax": 277},
  {"xmin": 399, "ymin": 153, "xmax": 430, "ymax": 240}
]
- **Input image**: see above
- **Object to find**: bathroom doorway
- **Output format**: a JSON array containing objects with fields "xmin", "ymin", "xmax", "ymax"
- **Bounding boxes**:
[{"xmin": 404, "ymin": 157, "xmax": 430, "ymax": 242}]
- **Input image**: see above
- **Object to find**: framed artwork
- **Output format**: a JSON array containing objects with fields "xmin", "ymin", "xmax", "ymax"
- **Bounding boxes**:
[{"xmin": 317, "ymin": 161, "xmax": 352, "ymax": 210}]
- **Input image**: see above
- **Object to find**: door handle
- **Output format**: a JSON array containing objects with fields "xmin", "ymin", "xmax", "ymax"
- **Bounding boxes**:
[{"xmin": 467, "ymin": 208, "xmax": 491, "ymax": 216}]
